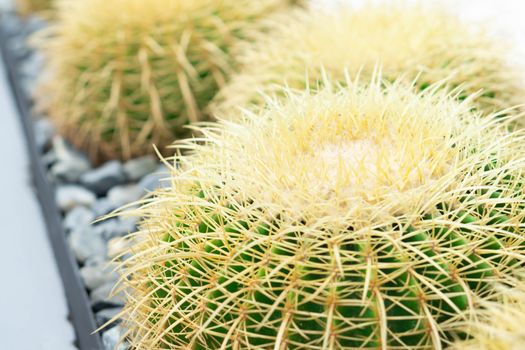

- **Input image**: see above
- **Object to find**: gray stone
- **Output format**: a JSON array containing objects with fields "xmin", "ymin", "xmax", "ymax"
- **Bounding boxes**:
[
  {"xmin": 23, "ymin": 15, "xmax": 48, "ymax": 34},
  {"xmin": 91, "ymin": 197, "xmax": 118, "ymax": 217},
  {"xmin": 20, "ymin": 77, "xmax": 35, "ymax": 100},
  {"xmin": 68, "ymin": 228, "xmax": 106, "ymax": 263},
  {"xmin": 20, "ymin": 51, "xmax": 45, "ymax": 85},
  {"xmin": 81, "ymin": 161, "xmax": 125, "ymax": 195},
  {"xmin": 91, "ymin": 281, "xmax": 123, "ymax": 306},
  {"xmin": 41, "ymin": 149, "xmax": 57, "ymax": 168},
  {"xmin": 80, "ymin": 262, "xmax": 118, "ymax": 291},
  {"xmin": 33, "ymin": 118, "xmax": 55, "ymax": 151},
  {"xmin": 102, "ymin": 325, "xmax": 127, "ymax": 350},
  {"xmin": 123, "ymin": 155, "xmax": 157, "ymax": 181},
  {"xmin": 95, "ymin": 307, "xmax": 122, "ymax": 327},
  {"xmin": 55, "ymin": 185, "xmax": 96, "ymax": 211},
  {"xmin": 107, "ymin": 184, "xmax": 144, "ymax": 208},
  {"xmin": 94, "ymin": 217, "xmax": 137, "ymax": 241},
  {"xmin": 7, "ymin": 36, "xmax": 30, "ymax": 59},
  {"xmin": 51, "ymin": 161, "xmax": 91, "ymax": 183},
  {"xmin": 138, "ymin": 165, "xmax": 170, "ymax": 192},
  {"xmin": 84, "ymin": 255, "xmax": 106, "ymax": 267},
  {"xmin": 0, "ymin": 15, "xmax": 23, "ymax": 37},
  {"xmin": 63, "ymin": 206, "xmax": 95, "ymax": 232},
  {"xmin": 120, "ymin": 216, "xmax": 138, "ymax": 230},
  {"xmin": 107, "ymin": 237, "xmax": 132, "ymax": 260},
  {"xmin": 51, "ymin": 137, "xmax": 91, "ymax": 183}
]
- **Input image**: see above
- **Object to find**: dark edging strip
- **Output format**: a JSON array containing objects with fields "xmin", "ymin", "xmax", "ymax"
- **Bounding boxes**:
[{"xmin": 0, "ymin": 13, "xmax": 104, "ymax": 350}]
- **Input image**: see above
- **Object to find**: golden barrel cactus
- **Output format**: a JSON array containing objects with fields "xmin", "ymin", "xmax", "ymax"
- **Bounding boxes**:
[
  {"xmin": 211, "ymin": 4, "xmax": 525, "ymax": 119},
  {"xmin": 35, "ymin": 0, "xmax": 298, "ymax": 163},
  {"xmin": 116, "ymin": 78, "xmax": 525, "ymax": 349}
]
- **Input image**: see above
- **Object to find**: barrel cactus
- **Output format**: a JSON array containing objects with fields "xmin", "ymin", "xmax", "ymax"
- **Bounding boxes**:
[
  {"xmin": 116, "ymin": 78, "xmax": 525, "ymax": 349},
  {"xmin": 211, "ymin": 4, "xmax": 525, "ymax": 120},
  {"xmin": 35, "ymin": 0, "xmax": 299, "ymax": 163},
  {"xmin": 452, "ymin": 279, "xmax": 525, "ymax": 350}
]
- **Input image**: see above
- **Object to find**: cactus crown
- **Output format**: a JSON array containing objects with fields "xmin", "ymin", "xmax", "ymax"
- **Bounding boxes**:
[
  {"xmin": 36, "ymin": 0, "xmax": 297, "ymax": 163},
  {"xmin": 118, "ymin": 78, "xmax": 525, "ymax": 349},
  {"xmin": 212, "ymin": 3, "xmax": 525, "ymax": 119}
]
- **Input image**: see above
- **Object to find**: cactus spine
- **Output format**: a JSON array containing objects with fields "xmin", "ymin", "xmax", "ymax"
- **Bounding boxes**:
[{"xmin": 451, "ymin": 279, "xmax": 525, "ymax": 350}]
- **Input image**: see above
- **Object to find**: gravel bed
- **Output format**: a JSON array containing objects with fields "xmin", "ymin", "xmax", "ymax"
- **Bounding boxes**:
[{"xmin": 1, "ymin": 12, "xmax": 169, "ymax": 349}]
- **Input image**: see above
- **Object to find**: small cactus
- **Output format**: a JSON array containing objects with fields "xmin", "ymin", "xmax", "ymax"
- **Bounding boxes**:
[
  {"xmin": 211, "ymin": 4, "xmax": 525, "ymax": 119},
  {"xmin": 35, "ymin": 0, "xmax": 298, "ymax": 163},
  {"xmin": 451, "ymin": 278, "xmax": 525, "ymax": 350},
  {"xmin": 117, "ymin": 78, "xmax": 525, "ymax": 349}
]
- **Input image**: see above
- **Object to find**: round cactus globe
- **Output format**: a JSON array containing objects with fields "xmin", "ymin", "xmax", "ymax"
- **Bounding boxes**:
[
  {"xmin": 211, "ymin": 4, "xmax": 525, "ymax": 121},
  {"xmin": 36, "ymin": 0, "xmax": 299, "ymax": 163},
  {"xmin": 118, "ymin": 78, "xmax": 525, "ymax": 349}
]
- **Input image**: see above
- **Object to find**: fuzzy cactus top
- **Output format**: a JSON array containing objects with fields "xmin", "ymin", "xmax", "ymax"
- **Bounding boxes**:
[
  {"xmin": 211, "ymin": 4, "xmax": 525, "ymax": 120},
  {"xmin": 35, "ymin": 0, "xmax": 298, "ymax": 163},
  {"xmin": 116, "ymin": 78, "xmax": 525, "ymax": 349}
]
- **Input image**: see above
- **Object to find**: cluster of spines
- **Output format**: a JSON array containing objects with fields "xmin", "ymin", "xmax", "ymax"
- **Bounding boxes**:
[
  {"xmin": 451, "ymin": 278, "xmax": 525, "ymax": 349},
  {"xmin": 115, "ymin": 80, "xmax": 525, "ymax": 349}
]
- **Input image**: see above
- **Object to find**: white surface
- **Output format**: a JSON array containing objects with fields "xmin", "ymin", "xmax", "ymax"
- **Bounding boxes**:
[
  {"xmin": 0, "ymin": 4, "xmax": 75, "ymax": 349},
  {"xmin": 0, "ymin": 47, "xmax": 76, "ymax": 350}
]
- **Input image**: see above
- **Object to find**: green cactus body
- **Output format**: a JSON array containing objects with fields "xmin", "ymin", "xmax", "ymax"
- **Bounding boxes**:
[
  {"xmin": 211, "ymin": 4, "xmax": 525, "ymax": 121},
  {"xmin": 35, "ymin": 0, "xmax": 298, "ymax": 163},
  {"xmin": 118, "ymin": 79, "xmax": 525, "ymax": 349}
]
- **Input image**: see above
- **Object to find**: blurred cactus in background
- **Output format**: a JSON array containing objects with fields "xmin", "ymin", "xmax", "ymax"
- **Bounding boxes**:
[
  {"xmin": 35, "ymin": 0, "xmax": 299, "ymax": 163},
  {"xmin": 116, "ymin": 78, "xmax": 525, "ymax": 349},
  {"xmin": 16, "ymin": 0, "xmax": 53, "ymax": 15},
  {"xmin": 212, "ymin": 3, "xmax": 525, "ymax": 120}
]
